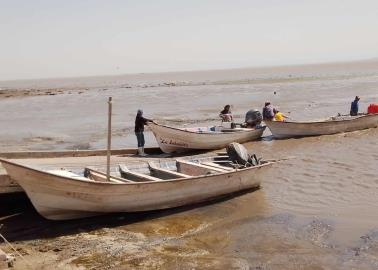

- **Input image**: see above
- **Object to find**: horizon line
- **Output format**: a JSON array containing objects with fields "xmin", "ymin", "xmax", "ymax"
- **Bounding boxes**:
[{"xmin": 1, "ymin": 56, "xmax": 377, "ymax": 84}]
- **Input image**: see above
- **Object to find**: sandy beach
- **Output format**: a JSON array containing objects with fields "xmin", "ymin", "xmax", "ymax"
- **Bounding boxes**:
[{"xmin": 1, "ymin": 59, "xmax": 378, "ymax": 269}]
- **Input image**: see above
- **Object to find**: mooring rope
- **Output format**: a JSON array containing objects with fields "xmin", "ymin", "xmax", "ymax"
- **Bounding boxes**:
[{"xmin": 0, "ymin": 230, "xmax": 32, "ymax": 269}]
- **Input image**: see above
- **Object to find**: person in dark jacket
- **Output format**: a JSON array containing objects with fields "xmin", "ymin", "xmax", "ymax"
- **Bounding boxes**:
[
  {"xmin": 262, "ymin": 102, "xmax": 275, "ymax": 121},
  {"xmin": 350, "ymin": 96, "xmax": 360, "ymax": 116},
  {"xmin": 135, "ymin": 109, "xmax": 153, "ymax": 156}
]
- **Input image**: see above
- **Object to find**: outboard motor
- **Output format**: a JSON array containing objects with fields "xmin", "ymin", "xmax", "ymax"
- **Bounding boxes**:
[
  {"xmin": 245, "ymin": 109, "xmax": 262, "ymax": 127},
  {"xmin": 226, "ymin": 142, "xmax": 260, "ymax": 167}
]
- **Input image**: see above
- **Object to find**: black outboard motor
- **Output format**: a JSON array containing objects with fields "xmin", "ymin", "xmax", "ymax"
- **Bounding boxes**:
[
  {"xmin": 245, "ymin": 109, "xmax": 262, "ymax": 127},
  {"xmin": 226, "ymin": 142, "xmax": 260, "ymax": 167}
]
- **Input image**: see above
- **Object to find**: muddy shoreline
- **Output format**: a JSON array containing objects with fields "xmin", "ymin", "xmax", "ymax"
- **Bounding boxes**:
[
  {"xmin": 1, "ymin": 60, "xmax": 378, "ymax": 269},
  {"xmin": 1, "ymin": 130, "xmax": 378, "ymax": 269}
]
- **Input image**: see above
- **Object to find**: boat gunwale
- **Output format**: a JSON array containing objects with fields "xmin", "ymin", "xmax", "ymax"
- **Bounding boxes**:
[
  {"xmin": 149, "ymin": 122, "xmax": 266, "ymax": 135},
  {"xmin": 0, "ymin": 158, "xmax": 274, "ymax": 186},
  {"xmin": 265, "ymin": 113, "xmax": 378, "ymax": 125},
  {"xmin": 0, "ymin": 147, "xmax": 162, "ymax": 159}
]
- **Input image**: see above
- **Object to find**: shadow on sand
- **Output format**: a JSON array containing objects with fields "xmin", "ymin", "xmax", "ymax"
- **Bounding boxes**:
[{"xmin": 0, "ymin": 187, "xmax": 259, "ymax": 242}]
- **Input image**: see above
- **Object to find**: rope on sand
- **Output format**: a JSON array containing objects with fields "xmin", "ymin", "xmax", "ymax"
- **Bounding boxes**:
[{"xmin": 0, "ymin": 227, "xmax": 32, "ymax": 269}]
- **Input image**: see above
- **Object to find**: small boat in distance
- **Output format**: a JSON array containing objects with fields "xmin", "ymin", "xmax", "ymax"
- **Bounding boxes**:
[
  {"xmin": 265, "ymin": 113, "xmax": 378, "ymax": 139},
  {"xmin": 0, "ymin": 153, "xmax": 275, "ymax": 220},
  {"xmin": 148, "ymin": 122, "xmax": 266, "ymax": 153}
]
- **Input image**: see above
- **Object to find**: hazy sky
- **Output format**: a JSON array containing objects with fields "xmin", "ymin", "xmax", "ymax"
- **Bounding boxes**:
[{"xmin": 1, "ymin": 0, "xmax": 378, "ymax": 80}]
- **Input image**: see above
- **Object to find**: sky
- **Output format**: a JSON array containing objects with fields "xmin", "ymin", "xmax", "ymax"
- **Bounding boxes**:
[{"xmin": 1, "ymin": 0, "xmax": 378, "ymax": 81}]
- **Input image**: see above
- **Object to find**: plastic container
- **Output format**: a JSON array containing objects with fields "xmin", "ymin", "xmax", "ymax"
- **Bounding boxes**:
[{"xmin": 367, "ymin": 103, "xmax": 378, "ymax": 114}]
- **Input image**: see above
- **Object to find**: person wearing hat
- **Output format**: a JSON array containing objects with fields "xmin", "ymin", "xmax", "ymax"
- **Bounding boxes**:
[
  {"xmin": 135, "ymin": 109, "xmax": 153, "ymax": 156},
  {"xmin": 350, "ymin": 96, "xmax": 360, "ymax": 116}
]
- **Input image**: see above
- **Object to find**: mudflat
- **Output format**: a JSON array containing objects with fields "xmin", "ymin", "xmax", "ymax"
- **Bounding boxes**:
[{"xmin": 1, "ymin": 59, "xmax": 378, "ymax": 269}]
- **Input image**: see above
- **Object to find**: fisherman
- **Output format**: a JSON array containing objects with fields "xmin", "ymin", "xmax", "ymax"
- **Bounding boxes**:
[
  {"xmin": 135, "ymin": 109, "xmax": 153, "ymax": 156},
  {"xmin": 273, "ymin": 108, "xmax": 288, "ymax": 122},
  {"xmin": 350, "ymin": 96, "xmax": 360, "ymax": 116},
  {"xmin": 220, "ymin": 105, "xmax": 233, "ymax": 122},
  {"xmin": 262, "ymin": 102, "xmax": 275, "ymax": 121}
]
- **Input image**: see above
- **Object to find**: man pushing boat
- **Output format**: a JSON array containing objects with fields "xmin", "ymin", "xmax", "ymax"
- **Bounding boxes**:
[{"xmin": 135, "ymin": 109, "xmax": 153, "ymax": 156}]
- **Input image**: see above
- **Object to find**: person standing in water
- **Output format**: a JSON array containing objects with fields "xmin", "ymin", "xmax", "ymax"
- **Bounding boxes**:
[
  {"xmin": 135, "ymin": 109, "xmax": 153, "ymax": 156},
  {"xmin": 219, "ymin": 105, "xmax": 233, "ymax": 122},
  {"xmin": 350, "ymin": 96, "xmax": 360, "ymax": 116}
]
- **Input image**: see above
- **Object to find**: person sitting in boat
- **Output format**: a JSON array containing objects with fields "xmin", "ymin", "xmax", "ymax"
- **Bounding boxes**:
[
  {"xmin": 273, "ymin": 108, "xmax": 288, "ymax": 122},
  {"xmin": 220, "ymin": 105, "xmax": 233, "ymax": 122},
  {"xmin": 350, "ymin": 96, "xmax": 360, "ymax": 116},
  {"xmin": 135, "ymin": 109, "xmax": 153, "ymax": 156},
  {"xmin": 262, "ymin": 102, "xmax": 275, "ymax": 121}
]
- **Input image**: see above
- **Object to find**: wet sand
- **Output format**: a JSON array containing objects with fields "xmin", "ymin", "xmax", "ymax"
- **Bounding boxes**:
[{"xmin": 1, "ymin": 60, "xmax": 378, "ymax": 269}]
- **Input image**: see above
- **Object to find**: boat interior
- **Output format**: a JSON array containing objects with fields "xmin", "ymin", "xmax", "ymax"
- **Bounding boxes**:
[
  {"xmin": 181, "ymin": 122, "xmax": 259, "ymax": 133},
  {"xmin": 295, "ymin": 114, "xmax": 367, "ymax": 123},
  {"xmin": 51, "ymin": 154, "xmax": 267, "ymax": 184},
  {"xmin": 38, "ymin": 150, "xmax": 270, "ymax": 184},
  {"xmin": 99, "ymin": 155, "xmax": 235, "ymax": 183},
  {"xmin": 328, "ymin": 114, "xmax": 366, "ymax": 121}
]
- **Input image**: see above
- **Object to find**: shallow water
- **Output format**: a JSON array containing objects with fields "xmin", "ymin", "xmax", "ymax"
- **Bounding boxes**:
[
  {"xmin": 1, "ymin": 60, "xmax": 378, "ymax": 269},
  {"xmin": 1, "ymin": 63, "xmax": 378, "ymax": 151}
]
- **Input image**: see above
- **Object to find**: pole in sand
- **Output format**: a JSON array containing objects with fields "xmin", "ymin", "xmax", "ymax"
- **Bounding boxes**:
[{"xmin": 107, "ymin": 97, "xmax": 112, "ymax": 181}]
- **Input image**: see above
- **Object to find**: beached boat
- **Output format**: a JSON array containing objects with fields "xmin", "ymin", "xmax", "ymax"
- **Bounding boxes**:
[
  {"xmin": 0, "ymin": 147, "xmax": 162, "ymax": 159},
  {"xmin": 0, "ymin": 147, "xmax": 162, "ymax": 194},
  {"xmin": 0, "ymin": 154, "xmax": 274, "ymax": 220},
  {"xmin": 265, "ymin": 113, "xmax": 378, "ymax": 139},
  {"xmin": 148, "ymin": 122, "xmax": 266, "ymax": 153}
]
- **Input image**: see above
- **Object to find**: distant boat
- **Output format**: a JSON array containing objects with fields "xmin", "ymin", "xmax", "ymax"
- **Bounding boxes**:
[
  {"xmin": 148, "ymin": 122, "xmax": 265, "ymax": 153},
  {"xmin": 265, "ymin": 113, "xmax": 378, "ymax": 139},
  {"xmin": 0, "ymin": 154, "xmax": 275, "ymax": 220}
]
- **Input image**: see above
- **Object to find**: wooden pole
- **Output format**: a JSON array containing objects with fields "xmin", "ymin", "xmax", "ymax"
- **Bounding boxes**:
[{"xmin": 106, "ymin": 97, "xmax": 112, "ymax": 181}]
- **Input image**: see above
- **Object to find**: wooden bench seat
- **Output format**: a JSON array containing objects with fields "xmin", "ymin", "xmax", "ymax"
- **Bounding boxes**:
[
  {"xmin": 85, "ymin": 167, "xmax": 133, "ymax": 183},
  {"xmin": 119, "ymin": 165, "xmax": 163, "ymax": 182},
  {"xmin": 148, "ymin": 162, "xmax": 191, "ymax": 179},
  {"xmin": 201, "ymin": 162, "xmax": 234, "ymax": 171},
  {"xmin": 176, "ymin": 160, "xmax": 228, "ymax": 176}
]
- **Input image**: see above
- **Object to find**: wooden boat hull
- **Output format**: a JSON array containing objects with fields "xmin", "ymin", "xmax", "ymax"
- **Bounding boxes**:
[
  {"xmin": 265, "ymin": 114, "xmax": 378, "ymax": 139},
  {"xmin": 0, "ymin": 147, "xmax": 162, "ymax": 194},
  {"xmin": 1, "ymin": 159, "xmax": 271, "ymax": 220},
  {"xmin": 0, "ymin": 147, "xmax": 162, "ymax": 159},
  {"xmin": 149, "ymin": 122, "xmax": 265, "ymax": 153}
]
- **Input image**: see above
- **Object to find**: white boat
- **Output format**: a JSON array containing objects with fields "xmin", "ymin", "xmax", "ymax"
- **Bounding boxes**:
[
  {"xmin": 265, "ymin": 113, "xmax": 378, "ymax": 139},
  {"xmin": 0, "ymin": 154, "xmax": 274, "ymax": 220},
  {"xmin": 148, "ymin": 122, "xmax": 266, "ymax": 153},
  {"xmin": 0, "ymin": 147, "xmax": 162, "ymax": 194}
]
